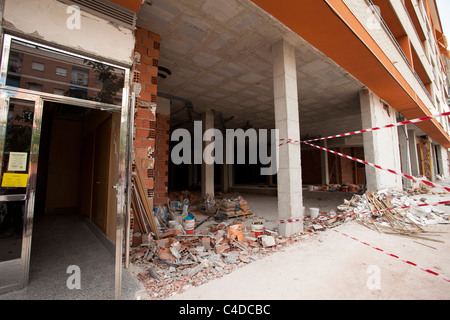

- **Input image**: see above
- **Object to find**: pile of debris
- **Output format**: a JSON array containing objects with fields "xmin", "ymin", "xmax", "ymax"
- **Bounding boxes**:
[
  {"xmin": 130, "ymin": 218, "xmax": 310, "ymax": 299},
  {"xmin": 129, "ymin": 190, "xmax": 317, "ymax": 299},
  {"xmin": 318, "ymin": 184, "xmax": 450, "ymax": 245}
]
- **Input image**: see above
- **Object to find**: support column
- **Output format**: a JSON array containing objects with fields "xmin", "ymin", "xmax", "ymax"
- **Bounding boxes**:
[
  {"xmin": 201, "ymin": 111, "xmax": 215, "ymax": 198},
  {"xmin": 360, "ymin": 89, "xmax": 402, "ymax": 191},
  {"xmin": 321, "ymin": 140, "xmax": 330, "ymax": 185},
  {"xmin": 408, "ymin": 130, "xmax": 420, "ymax": 177},
  {"xmin": 398, "ymin": 126, "xmax": 412, "ymax": 189},
  {"xmin": 436, "ymin": 145, "xmax": 450, "ymax": 178},
  {"xmin": 272, "ymin": 39, "xmax": 303, "ymax": 236}
]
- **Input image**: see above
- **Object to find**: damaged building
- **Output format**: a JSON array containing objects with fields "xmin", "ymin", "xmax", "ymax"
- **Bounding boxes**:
[{"xmin": 0, "ymin": 0, "xmax": 449, "ymax": 299}]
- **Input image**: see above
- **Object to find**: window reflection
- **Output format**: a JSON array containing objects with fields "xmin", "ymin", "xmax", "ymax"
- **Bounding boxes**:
[
  {"xmin": 6, "ymin": 40, "xmax": 125, "ymax": 105},
  {"xmin": 0, "ymin": 99, "xmax": 33, "ymax": 262}
]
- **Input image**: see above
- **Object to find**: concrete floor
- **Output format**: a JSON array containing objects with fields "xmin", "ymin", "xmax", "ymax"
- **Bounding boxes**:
[{"xmin": 0, "ymin": 213, "xmax": 143, "ymax": 300}]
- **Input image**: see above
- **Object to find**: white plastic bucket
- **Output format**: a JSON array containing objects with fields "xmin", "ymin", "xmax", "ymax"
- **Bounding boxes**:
[
  {"xmin": 310, "ymin": 208, "xmax": 319, "ymax": 219},
  {"xmin": 251, "ymin": 222, "xmax": 264, "ymax": 236},
  {"xmin": 182, "ymin": 218, "xmax": 195, "ymax": 234}
]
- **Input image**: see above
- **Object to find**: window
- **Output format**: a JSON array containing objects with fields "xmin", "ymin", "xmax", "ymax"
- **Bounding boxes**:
[
  {"xmin": 27, "ymin": 83, "xmax": 42, "ymax": 92},
  {"xmin": 71, "ymin": 67, "xmax": 89, "ymax": 86},
  {"xmin": 53, "ymin": 88, "xmax": 65, "ymax": 96},
  {"xmin": 31, "ymin": 61, "xmax": 44, "ymax": 71},
  {"xmin": 56, "ymin": 67, "xmax": 67, "ymax": 77}
]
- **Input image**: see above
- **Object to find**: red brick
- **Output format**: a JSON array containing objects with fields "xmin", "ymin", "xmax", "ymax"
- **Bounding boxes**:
[
  {"xmin": 142, "ymin": 36, "xmax": 155, "ymax": 49},
  {"xmin": 136, "ymin": 108, "xmax": 148, "ymax": 119},
  {"xmin": 135, "ymin": 118, "xmax": 150, "ymax": 129},
  {"xmin": 135, "ymin": 148, "xmax": 148, "ymax": 159},
  {"xmin": 139, "ymin": 91, "xmax": 151, "ymax": 102},
  {"xmin": 148, "ymin": 31, "xmax": 161, "ymax": 42},
  {"xmin": 144, "ymin": 178, "xmax": 154, "ymax": 189},
  {"xmin": 135, "ymin": 44, "xmax": 147, "ymax": 56},
  {"xmin": 135, "ymin": 128, "xmax": 149, "ymax": 139},
  {"xmin": 135, "ymin": 28, "xmax": 149, "ymax": 38}
]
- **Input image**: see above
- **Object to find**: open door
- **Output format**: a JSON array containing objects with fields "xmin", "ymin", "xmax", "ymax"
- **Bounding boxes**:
[{"xmin": 0, "ymin": 90, "xmax": 42, "ymax": 294}]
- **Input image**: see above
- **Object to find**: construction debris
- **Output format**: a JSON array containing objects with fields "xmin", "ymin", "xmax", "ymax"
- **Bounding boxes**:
[
  {"xmin": 129, "ymin": 210, "xmax": 314, "ymax": 300},
  {"xmin": 317, "ymin": 184, "xmax": 450, "ymax": 241}
]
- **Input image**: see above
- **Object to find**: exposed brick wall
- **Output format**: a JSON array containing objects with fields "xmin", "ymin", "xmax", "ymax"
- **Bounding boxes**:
[
  {"xmin": 154, "ymin": 112, "xmax": 170, "ymax": 206},
  {"xmin": 132, "ymin": 27, "xmax": 161, "ymax": 208}
]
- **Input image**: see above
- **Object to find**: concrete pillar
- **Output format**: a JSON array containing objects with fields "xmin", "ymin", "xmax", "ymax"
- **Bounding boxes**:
[
  {"xmin": 360, "ymin": 89, "xmax": 402, "ymax": 191},
  {"xmin": 228, "ymin": 164, "xmax": 234, "ymax": 189},
  {"xmin": 435, "ymin": 145, "xmax": 450, "ymax": 178},
  {"xmin": 398, "ymin": 126, "xmax": 412, "ymax": 189},
  {"xmin": 321, "ymin": 140, "xmax": 330, "ymax": 185},
  {"xmin": 272, "ymin": 39, "xmax": 303, "ymax": 236},
  {"xmin": 408, "ymin": 130, "xmax": 420, "ymax": 177},
  {"xmin": 221, "ymin": 164, "xmax": 229, "ymax": 193},
  {"xmin": 201, "ymin": 111, "xmax": 215, "ymax": 198}
]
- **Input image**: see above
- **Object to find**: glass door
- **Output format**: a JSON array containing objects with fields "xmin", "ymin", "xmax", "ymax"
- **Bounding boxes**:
[{"xmin": 0, "ymin": 90, "xmax": 42, "ymax": 294}]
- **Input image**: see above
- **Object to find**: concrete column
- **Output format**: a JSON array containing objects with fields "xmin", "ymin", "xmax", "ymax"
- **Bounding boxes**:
[
  {"xmin": 221, "ymin": 164, "xmax": 229, "ymax": 193},
  {"xmin": 398, "ymin": 126, "xmax": 412, "ymax": 189},
  {"xmin": 228, "ymin": 164, "xmax": 234, "ymax": 189},
  {"xmin": 408, "ymin": 130, "xmax": 420, "ymax": 177},
  {"xmin": 360, "ymin": 89, "xmax": 402, "ymax": 191},
  {"xmin": 201, "ymin": 111, "xmax": 215, "ymax": 198},
  {"xmin": 321, "ymin": 140, "xmax": 330, "ymax": 185},
  {"xmin": 435, "ymin": 145, "xmax": 450, "ymax": 178},
  {"xmin": 272, "ymin": 39, "xmax": 303, "ymax": 236}
]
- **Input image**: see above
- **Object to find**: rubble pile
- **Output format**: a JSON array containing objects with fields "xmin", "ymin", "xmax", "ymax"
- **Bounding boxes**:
[
  {"xmin": 130, "ymin": 194, "xmax": 315, "ymax": 299},
  {"xmin": 321, "ymin": 183, "xmax": 450, "ymax": 242},
  {"xmin": 130, "ymin": 219, "xmax": 311, "ymax": 299}
]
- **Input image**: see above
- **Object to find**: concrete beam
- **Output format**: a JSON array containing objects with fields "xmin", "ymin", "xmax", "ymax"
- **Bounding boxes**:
[{"xmin": 272, "ymin": 39, "xmax": 303, "ymax": 236}]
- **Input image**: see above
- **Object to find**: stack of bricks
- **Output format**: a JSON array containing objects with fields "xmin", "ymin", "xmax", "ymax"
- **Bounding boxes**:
[{"xmin": 133, "ymin": 27, "xmax": 161, "ymax": 208}]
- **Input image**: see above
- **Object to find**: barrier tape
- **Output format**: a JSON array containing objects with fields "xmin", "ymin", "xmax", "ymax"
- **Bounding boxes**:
[
  {"xmin": 327, "ymin": 225, "xmax": 450, "ymax": 283},
  {"xmin": 278, "ymin": 110, "xmax": 450, "ymax": 145},
  {"xmin": 302, "ymin": 140, "xmax": 450, "ymax": 193},
  {"xmin": 279, "ymin": 199, "xmax": 450, "ymax": 224}
]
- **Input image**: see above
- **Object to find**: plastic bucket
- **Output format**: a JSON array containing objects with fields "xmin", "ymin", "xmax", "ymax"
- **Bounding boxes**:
[
  {"xmin": 182, "ymin": 218, "xmax": 195, "ymax": 234},
  {"xmin": 251, "ymin": 222, "xmax": 264, "ymax": 237},
  {"xmin": 309, "ymin": 208, "xmax": 319, "ymax": 219}
]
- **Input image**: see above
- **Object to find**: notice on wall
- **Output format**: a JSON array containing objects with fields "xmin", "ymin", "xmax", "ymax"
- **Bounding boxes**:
[
  {"xmin": 7, "ymin": 152, "xmax": 28, "ymax": 172},
  {"xmin": 1, "ymin": 173, "xmax": 28, "ymax": 188}
]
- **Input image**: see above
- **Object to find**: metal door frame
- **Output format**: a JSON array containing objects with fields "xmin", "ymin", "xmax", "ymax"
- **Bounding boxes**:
[
  {"xmin": 0, "ymin": 90, "xmax": 43, "ymax": 294},
  {"xmin": 0, "ymin": 34, "xmax": 133, "ymax": 299}
]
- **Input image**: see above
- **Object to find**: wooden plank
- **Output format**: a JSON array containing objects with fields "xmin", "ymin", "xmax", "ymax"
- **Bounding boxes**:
[{"xmin": 134, "ymin": 161, "xmax": 160, "ymax": 239}]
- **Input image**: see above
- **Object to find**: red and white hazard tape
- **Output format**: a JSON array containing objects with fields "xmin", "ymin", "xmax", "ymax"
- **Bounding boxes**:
[
  {"xmin": 303, "ymin": 111, "xmax": 450, "ymax": 143},
  {"xmin": 328, "ymin": 226, "xmax": 450, "ymax": 283},
  {"xmin": 302, "ymin": 140, "xmax": 450, "ymax": 193},
  {"xmin": 278, "ymin": 111, "xmax": 450, "ymax": 145}
]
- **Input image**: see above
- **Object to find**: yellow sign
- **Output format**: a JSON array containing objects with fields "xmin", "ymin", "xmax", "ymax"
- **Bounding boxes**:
[{"xmin": 1, "ymin": 173, "xmax": 28, "ymax": 188}]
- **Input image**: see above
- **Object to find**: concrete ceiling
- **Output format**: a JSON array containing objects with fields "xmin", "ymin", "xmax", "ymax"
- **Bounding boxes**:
[{"xmin": 137, "ymin": 0, "xmax": 366, "ymax": 139}]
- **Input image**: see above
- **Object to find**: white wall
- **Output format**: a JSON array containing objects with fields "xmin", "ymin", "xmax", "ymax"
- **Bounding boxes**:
[{"xmin": 2, "ymin": 0, "xmax": 135, "ymax": 66}]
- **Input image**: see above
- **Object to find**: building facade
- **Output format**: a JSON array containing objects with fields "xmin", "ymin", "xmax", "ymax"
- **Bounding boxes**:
[{"xmin": 0, "ymin": 0, "xmax": 448, "ymax": 298}]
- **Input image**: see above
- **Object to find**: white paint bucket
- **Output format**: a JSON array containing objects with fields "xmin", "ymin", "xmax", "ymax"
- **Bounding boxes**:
[
  {"xmin": 310, "ymin": 208, "xmax": 319, "ymax": 219},
  {"xmin": 251, "ymin": 222, "xmax": 264, "ymax": 237},
  {"xmin": 182, "ymin": 218, "xmax": 195, "ymax": 234}
]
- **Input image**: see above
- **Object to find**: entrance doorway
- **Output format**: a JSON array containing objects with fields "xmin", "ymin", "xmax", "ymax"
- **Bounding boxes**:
[
  {"xmin": 34, "ymin": 102, "xmax": 120, "ymax": 237},
  {"xmin": 0, "ymin": 34, "xmax": 133, "ymax": 298}
]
